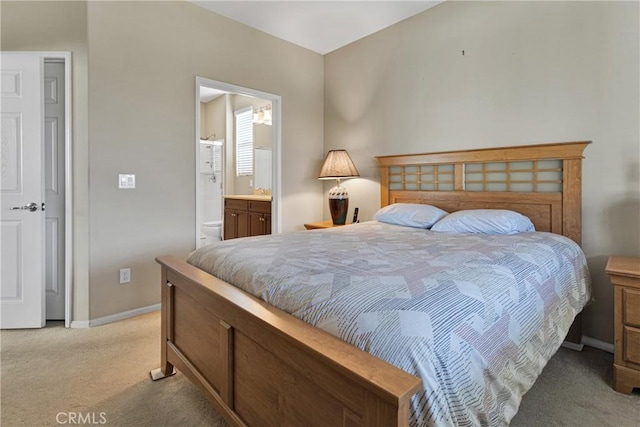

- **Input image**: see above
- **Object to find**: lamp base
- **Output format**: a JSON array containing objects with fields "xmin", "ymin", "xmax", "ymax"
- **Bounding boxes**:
[{"xmin": 329, "ymin": 199, "xmax": 348, "ymax": 225}]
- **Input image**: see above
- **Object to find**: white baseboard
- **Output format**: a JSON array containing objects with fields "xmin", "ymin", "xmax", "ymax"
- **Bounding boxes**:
[
  {"xmin": 69, "ymin": 304, "xmax": 160, "ymax": 328},
  {"xmin": 70, "ymin": 320, "xmax": 90, "ymax": 328},
  {"xmin": 561, "ymin": 341, "xmax": 584, "ymax": 352},
  {"xmin": 581, "ymin": 336, "xmax": 614, "ymax": 354}
]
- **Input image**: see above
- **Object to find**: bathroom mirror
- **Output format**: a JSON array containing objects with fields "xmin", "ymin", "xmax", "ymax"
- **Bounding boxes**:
[{"xmin": 254, "ymin": 147, "xmax": 272, "ymax": 192}]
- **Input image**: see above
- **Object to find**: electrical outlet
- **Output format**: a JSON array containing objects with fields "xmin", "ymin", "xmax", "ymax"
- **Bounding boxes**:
[{"xmin": 119, "ymin": 268, "xmax": 131, "ymax": 284}]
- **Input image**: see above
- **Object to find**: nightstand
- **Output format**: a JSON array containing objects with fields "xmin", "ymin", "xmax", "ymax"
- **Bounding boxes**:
[
  {"xmin": 606, "ymin": 256, "xmax": 640, "ymax": 394},
  {"xmin": 304, "ymin": 220, "xmax": 349, "ymax": 230}
]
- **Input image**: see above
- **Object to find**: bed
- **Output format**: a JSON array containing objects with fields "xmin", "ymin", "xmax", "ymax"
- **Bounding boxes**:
[{"xmin": 152, "ymin": 141, "xmax": 591, "ymax": 426}]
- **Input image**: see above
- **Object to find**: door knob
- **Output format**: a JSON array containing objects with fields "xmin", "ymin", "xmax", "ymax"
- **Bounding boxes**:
[{"xmin": 9, "ymin": 202, "xmax": 40, "ymax": 212}]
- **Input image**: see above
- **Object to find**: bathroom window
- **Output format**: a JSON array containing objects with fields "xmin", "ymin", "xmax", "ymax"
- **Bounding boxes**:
[{"xmin": 235, "ymin": 107, "xmax": 254, "ymax": 176}]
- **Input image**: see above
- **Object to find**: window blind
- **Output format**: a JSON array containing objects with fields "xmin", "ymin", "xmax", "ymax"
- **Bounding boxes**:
[{"xmin": 235, "ymin": 107, "xmax": 254, "ymax": 176}]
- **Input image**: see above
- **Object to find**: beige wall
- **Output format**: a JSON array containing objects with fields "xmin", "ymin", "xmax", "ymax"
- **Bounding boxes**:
[
  {"xmin": 86, "ymin": 1, "xmax": 323, "ymax": 319},
  {"xmin": 324, "ymin": 1, "xmax": 640, "ymax": 344},
  {"xmin": 1, "ymin": 1, "xmax": 91, "ymax": 322},
  {"xmin": 3, "ymin": 1, "xmax": 324, "ymax": 321},
  {"xmin": 202, "ymin": 96, "xmax": 230, "ymax": 194},
  {"xmin": 202, "ymin": 97, "xmax": 226, "ymax": 142}
]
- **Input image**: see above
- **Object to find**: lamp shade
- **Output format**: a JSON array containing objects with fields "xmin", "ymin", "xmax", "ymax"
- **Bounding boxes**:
[{"xmin": 318, "ymin": 150, "xmax": 360, "ymax": 179}]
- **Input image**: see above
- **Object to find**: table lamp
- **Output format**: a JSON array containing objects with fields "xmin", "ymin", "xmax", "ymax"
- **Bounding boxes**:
[{"xmin": 318, "ymin": 150, "xmax": 360, "ymax": 225}]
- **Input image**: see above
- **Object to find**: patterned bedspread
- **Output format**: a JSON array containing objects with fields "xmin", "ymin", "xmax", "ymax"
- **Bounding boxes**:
[{"xmin": 187, "ymin": 221, "xmax": 591, "ymax": 426}]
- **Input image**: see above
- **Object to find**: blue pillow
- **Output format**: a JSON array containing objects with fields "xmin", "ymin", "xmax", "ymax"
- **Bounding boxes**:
[
  {"xmin": 431, "ymin": 209, "xmax": 535, "ymax": 235},
  {"xmin": 374, "ymin": 203, "xmax": 448, "ymax": 229}
]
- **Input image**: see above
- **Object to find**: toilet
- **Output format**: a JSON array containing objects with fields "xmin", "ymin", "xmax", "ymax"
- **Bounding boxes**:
[{"xmin": 201, "ymin": 220, "xmax": 222, "ymax": 245}]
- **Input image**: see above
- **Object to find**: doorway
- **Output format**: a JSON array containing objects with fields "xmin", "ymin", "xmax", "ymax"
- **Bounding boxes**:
[
  {"xmin": 195, "ymin": 77, "xmax": 281, "ymax": 248},
  {"xmin": 0, "ymin": 52, "xmax": 73, "ymax": 328}
]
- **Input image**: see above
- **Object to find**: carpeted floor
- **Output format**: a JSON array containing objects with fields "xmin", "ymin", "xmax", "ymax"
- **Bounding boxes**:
[
  {"xmin": 511, "ymin": 344, "xmax": 639, "ymax": 427},
  {"xmin": 1, "ymin": 312, "xmax": 638, "ymax": 426}
]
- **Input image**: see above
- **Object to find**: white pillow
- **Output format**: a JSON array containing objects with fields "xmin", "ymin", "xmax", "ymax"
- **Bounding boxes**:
[
  {"xmin": 431, "ymin": 209, "xmax": 535, "ymax": 235},
  {"xmin": 374, "ymin": 203, "xmax": 448, "ymax": 229}
]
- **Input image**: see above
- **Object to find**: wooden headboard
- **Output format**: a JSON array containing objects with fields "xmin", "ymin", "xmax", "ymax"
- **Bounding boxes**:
[{"xmin": 375, "ymin": 141, "xmax": 590, "ymax": 244}]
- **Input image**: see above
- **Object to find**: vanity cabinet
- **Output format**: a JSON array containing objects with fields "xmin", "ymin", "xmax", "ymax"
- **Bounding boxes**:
[
  {"xmin": 224, "ymin": 198, "xmax": 271, "ymax": 240},
  {"xmin": 248, "ymin": 200, "xmax": 272, "ymax": 237},
  {"xmin": 224, "ymin": 199, "xmax": 249, "ymax": 240}
]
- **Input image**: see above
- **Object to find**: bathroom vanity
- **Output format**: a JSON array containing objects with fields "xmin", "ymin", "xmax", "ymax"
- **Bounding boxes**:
[{"xmin": 223, "ymin": 195, "xmax": 272, "ymax": 240}]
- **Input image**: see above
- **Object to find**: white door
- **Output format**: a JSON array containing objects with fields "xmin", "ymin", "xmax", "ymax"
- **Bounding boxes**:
[
  {"xmin": 0, "ymin": 53, "xmax": 46, "ymax": 329},
  {"xmin": 44, "ymin": 61, "xmax": 66, "ymax": 320}
]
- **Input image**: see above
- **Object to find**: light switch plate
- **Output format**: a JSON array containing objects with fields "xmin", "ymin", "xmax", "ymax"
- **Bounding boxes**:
[{"xmin": 119, "ymin": 174, "xmax": 135, "ymax": 189}]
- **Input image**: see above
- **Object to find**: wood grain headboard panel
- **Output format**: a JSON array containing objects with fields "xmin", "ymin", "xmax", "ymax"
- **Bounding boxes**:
[{"xmin": 375, "ymin": 141, "xmax": 590, "ymax": 244}]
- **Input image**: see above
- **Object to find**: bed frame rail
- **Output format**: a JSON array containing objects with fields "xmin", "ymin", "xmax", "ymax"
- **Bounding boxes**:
[{"xmin": 152, "ymin": 256, "xmax": 422, "ymax": 427}]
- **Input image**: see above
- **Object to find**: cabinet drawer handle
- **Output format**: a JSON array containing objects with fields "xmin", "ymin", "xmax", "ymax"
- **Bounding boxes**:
[{"xmin": 259, "ymin": 217, "xmax": 265, "ymax": 222}]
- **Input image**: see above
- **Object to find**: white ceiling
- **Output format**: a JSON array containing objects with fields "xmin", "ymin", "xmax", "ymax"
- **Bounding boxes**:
[
  {"xmin": 191, "ymin": 1, "xmax": 444, "ymax": 55},
  {"xmin": 200, "ymin": 87, "xmax": 226, "ymax": 102}
]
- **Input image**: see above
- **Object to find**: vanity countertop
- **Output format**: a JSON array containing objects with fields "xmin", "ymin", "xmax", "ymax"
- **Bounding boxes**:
[{"xmin": 223, "ymin": 194, "xmax": 272, "ymax": 202}]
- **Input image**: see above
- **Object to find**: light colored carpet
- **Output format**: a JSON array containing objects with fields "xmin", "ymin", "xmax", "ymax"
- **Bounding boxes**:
[
  {"xmin": 1, "ymin": 312, "xmax": 638, "ymax": 426},
  {"xmin": 1, "ymin": 312, "xmax": 227, "ymax": 427},
  {"xmin": 512, "ymin": 346, "xmax": 639, "ymax": 426}
]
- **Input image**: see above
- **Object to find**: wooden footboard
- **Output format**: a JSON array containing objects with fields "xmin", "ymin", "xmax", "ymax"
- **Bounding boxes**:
[{"xmin": 153, "ymin": 256, "xmax": 422, "ymax": 427}]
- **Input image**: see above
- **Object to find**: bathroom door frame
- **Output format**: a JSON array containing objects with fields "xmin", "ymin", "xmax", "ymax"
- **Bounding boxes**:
[{"xmin": 194, "ymin": 76, "xmax": 282, "ymax": 248}]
